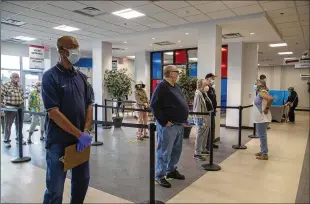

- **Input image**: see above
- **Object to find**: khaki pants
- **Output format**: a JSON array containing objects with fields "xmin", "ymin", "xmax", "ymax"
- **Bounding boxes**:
[
  {"xmin": 4, "ymin": 106, "xmax": 24, "ymax": 142},
  {"xmin": 137, "ymin": 107, "xmax": 148, "ymax": 135}
]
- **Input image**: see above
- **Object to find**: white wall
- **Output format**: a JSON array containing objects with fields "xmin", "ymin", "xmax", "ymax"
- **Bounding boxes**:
[{"xmin": 258, "ymin": 65, "xmax": 310, "ymax": 108}]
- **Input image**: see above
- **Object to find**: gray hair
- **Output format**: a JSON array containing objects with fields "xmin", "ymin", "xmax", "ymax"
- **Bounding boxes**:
[{"xmin": 163, "ymin": 65, "xmax": 176, "ymax": 78}]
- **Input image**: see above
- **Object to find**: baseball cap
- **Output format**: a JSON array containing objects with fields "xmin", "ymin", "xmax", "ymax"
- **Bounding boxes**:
[{"xmin": 205, "ymin": 73, "xmax": 217, "ymax": 79}]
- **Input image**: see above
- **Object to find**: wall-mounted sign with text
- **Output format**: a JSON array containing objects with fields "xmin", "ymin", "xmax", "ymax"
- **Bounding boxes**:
[{"xmin": 29, "ymin": 45, "xmax": 45, "ymax": 69}]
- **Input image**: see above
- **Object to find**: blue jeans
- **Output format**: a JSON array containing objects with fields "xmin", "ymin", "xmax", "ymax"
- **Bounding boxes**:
[
  {"xmin": 256, "ymin": 122, "xmax": 269, "ymax": 156},
  {"xmin": 155, "ymin": 122, "xmax": 184, "ymax": 180},
  {"xmin": 43, "ymin": 144, "xmax": 90, "ymax": 204}
]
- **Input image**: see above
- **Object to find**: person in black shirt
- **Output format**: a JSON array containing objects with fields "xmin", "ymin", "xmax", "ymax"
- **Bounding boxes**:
[
  {"xmin": 285, "ymin": 87, "xmax": 298, "ymax": 123},
  {"xmin": 205, "ymin": 73, "xmax": 219, "ymax": 149}
]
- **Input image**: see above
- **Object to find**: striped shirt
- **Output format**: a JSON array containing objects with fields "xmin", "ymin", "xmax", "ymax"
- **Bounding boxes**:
[{"xmin": 1, "ymin": 82, "xmax": 24, "ymax": 106}]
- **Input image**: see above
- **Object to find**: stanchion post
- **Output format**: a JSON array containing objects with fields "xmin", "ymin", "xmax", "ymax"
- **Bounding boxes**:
[
  {"xmin": 11, "ymin": 108, "xmax": 31, "ymax": 163},
  {"xmin": 92, "ymin": 104, "xmax": 103, "ymax": 146},
  {"xmin": 103, "ymin": 99, "xmax": 112, "ymax": 129},
  {"xmin": 248, "ymin": 123, "xmax": 259, "ymax": 138},
  {"xmin": 232, "ymin": 106, "xmax": 247, "ymax": 149},
  {"xmin": 201, "ymin": 111, "xmax": 221, "ymax": 171},
  {"xmin": 143, "ymin": 123, "xmax": 164, "ymax": 204}
]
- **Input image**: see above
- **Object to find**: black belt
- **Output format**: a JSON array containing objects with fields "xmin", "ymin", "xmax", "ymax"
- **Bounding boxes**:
[{"xmin": 5, "ymin": 103, "xmax": 22, "ymax": 107}]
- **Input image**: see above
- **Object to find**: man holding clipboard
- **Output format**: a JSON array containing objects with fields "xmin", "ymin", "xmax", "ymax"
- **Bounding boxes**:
[{"xmin": 42, "ymin": 36, "xmax": 93, "ymax": 204}]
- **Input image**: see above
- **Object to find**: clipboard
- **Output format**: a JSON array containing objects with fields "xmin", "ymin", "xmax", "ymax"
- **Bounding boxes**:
[{"xmin": 59, "ymin": 144, "xmax": 91, "ymax": 172}]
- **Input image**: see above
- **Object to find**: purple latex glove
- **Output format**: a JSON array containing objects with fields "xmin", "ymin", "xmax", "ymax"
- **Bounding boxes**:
[{"xmin": 77, "ymin": 132, "xmax": 93, "ymax": 152}]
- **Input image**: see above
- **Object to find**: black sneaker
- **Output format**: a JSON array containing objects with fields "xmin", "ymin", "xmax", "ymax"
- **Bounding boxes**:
[
  {"xmin": 40, "ymin": 136, "xmax": 45, "ymax": 141},
  {"xmin": 193, "ymin": 155, "xmax": 206, "ymax": 161},
  {"xmin": 213, "ymin": 144, "xmax": 219, "ymax": 149},
  {"xmin": 3, "ymin": 139, "xmax": 11, "ymax": 143},
  {"xmin": 156, "ymin": 177, "xmax": 171, "ymax": 188},
  {"xmin": 166, "ymin": 170, "xmax": 185, "ymax": 180},
  {"xmin": 27, "ymin": 139, "xmax": 33, "ymax": 144},
  {"xmin": 201, "ymin": 151, "xmax": 210, "ymax": 155}
]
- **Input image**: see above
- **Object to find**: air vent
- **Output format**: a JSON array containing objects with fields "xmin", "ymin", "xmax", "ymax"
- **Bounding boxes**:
[
  {"xmin": 73, "ymin": 7, "xmax": 107, "ymax": 17},
  {"xmin": 262, "ymin": 59, "xmax": 273, "ymax": 62},
  {"xmin": 154, "ymin": 41, "xmax": 175, "ymax": 46},
  {"xmin": 258, "ymin": 52, "xmax": 263, "ymax": 54},
  {"xmin": 1, "ymin": 18, "xmax": 27, "ymax": 27},
  {"xmin": 112, "ymin": 48, "xmax": 125, "ymax": 51},
  {"xmin": 5, "ymin": 38, "xmax": 25, "ymax": 43},
  {"xmin": 222, "ymin": 33, "xmax": 243, "ymax": 39}
]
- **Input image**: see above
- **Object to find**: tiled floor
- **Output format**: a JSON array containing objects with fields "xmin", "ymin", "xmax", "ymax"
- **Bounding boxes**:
[{"xmin": 1, "ymin": 112, "xmax": 309, "ymax": 203}]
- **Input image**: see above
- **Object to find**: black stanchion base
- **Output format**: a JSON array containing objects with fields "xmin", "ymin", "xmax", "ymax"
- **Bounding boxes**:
[
  {"xmin": 142, "ymin": 200, "xmax": 165, "ymax": 204},
  {"xmin": 201, "ymin": 163, "xmax": 221, "ymax": 171},
  {"xmin": 102, "ymin": 125, "xmax": 112, "ymax": 129},
  {"xmin": 11, "ymin": 156, "xmax": 31, "ymax": 163},
  {"xmin": 91, "ymin": 141, "xmax": 104, "ymax": 146},
  {"xmin": 232, "ymin": 145, "xmax": 247, "ymax": 149},
  {"xmin": 248, "ymin": 134, "xmax": 259, "ymax": 138}
]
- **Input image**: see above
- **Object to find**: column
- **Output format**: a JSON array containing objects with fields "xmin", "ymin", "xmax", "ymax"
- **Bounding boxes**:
[
  {"xmin": 272, "ymin": 66, "xmax": 282, "ymax": 90},
  {"xmin": 134, "ymin": 51, "xmax": 151, "ymax": 97},
  {"xmin": 226, "ymin": 43, "xmax": 258, "ymax": 127},
  {"xmin": 92, "ymin": 41, "xmax": 112, "ymax": 121},
  {"xmin": 198, "ymin": 24, "xmax": 222, "ymax": 140}
]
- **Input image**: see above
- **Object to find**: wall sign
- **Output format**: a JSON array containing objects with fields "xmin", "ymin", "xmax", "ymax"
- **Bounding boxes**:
[
  {"xmin": 112, "ymin": 60, "xmax": 117, "ymax": 71},
  {"xmin": 29, "ymin": 45, "xmax": 45, "ymax": 69}
]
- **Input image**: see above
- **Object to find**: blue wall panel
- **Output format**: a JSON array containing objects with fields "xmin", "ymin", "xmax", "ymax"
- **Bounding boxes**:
[{"xmin": 151, "ymin": 52, "xmax": 162, "ymax": 79}]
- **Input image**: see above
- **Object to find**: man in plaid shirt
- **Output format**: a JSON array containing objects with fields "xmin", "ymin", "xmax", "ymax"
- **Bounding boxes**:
[{"xmin": 1, "ymin": 73, "xmax": 26, "ymax": 148}]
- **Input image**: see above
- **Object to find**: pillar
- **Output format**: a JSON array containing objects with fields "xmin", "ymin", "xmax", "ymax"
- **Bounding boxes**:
[
  {"xmin": 272, "ymin": 66, "xmax": 282, "ymax": 90},
  {"xmin": 134, "ymin": 51, "xmax": 151, "ymax": 97},
  {"xmin": 226, "ymin": 42, "xmax": 258, "ymax": 127},
  {"xmin": 198, "ymin": 24, "xmax": 222, "ymax": 140},
  {"xmin": 92, "ymin": 41, "xmax": 112, "ymax": 121}
]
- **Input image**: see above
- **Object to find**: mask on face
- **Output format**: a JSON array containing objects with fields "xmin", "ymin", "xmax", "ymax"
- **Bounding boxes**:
[
  {"xmin": 253, "ymin": 85, "xmax": 257, "ymax": 91},
  {"xmin": 204, "ymin": 86, "xmax": 209, "ymax": 92},
  {"xmin": 210, "ymin": 79, "xmax": 215, "ymax": 86},
  {"xmin": 66, "ymin": 49, "xmax": 80, "ymax": 64}
]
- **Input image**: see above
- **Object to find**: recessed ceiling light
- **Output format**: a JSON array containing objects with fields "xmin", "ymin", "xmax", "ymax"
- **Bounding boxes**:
[
  {"xmin": 152, "ymin": 37, "xmax": 156, "ymax": 40},
  {"xmin": 278, "ymin": 52, "xmax": 293, "ymax": 55},
  {"xmin": 150, "ymin": 44, "xmax": 153, "ymax": 46},
  {"xmin": 180, "ymin": 46, "xmax": 183, "ymax": 48},
  {"xmin": 185, "ymin": 33, "xmax": 189, "ymax": 35},
  {"xmin": 249, "ymin": 32, "xmax": 255, "ymax": 35},
  {"xmin": 53, "ymin": 25, "xmax": 80, "ymax": 32},
  {"xmin": 177, "ymin": 40, "xmax": 182, "ymax": 43},
  {"xmin": 112, "ymin": 8, "xmax": 145, "ymax": 19},
  {"xmin": 165, "ymin": 52, "xmax": 173, "ymax": 55},
  {"xmin": 124, "ymin": 41, "xmax": 127, "ymax": 44},
  {"xmin": 14, "ymin": 36, "xmax": 36, "ymax": 41},
  {"xmin": 125, "ymin": 48, "xmax": 128, "ymax": 50},
  {"xmin": 269, "ymin": 43, "xmax": 287, "ymax": 47},
  {"xmin": 127, "ymin": 56, "xmax": 135, "ymax": 59},
  {"xmin": 258, "ymin": 64, "xmax": 260, "ymax": 66}
]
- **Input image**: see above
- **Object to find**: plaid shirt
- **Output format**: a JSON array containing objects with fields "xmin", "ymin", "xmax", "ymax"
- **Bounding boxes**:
[{"xmin": 1, "ymin": 82, "xmax": 24, "ymax": 106}]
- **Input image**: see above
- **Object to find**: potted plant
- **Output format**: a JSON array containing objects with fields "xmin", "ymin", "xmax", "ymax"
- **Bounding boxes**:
[
  {"xmin": 177, "ymin": 68, "xmax": 197, "ymax": 139},
  {"xmin": 104, "ymin": 68, "xmax": 133, "ymax": 128}
]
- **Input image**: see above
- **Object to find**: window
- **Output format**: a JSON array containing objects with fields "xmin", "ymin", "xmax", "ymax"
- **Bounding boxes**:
[
  {"xmin": 151, "ymin": 52, "xmax": 162, "ymax": 79},
  {"xmin": 187, "ymin": 49, "xmax": 197, "ymax": 63},
  {"xmin": 163, "ymin": 52, "xmax": 173, "ymax": 65},
  {"xmin": 1, "ymin": 70, "xmax": 21, "ymax": 84},
  {"xmin": 1, "ymin": 55, "xmax": 20, "ymax": 70},
  {"xmin": 175, "ymin": 50, "xmax": 187, "ymax": 64}
]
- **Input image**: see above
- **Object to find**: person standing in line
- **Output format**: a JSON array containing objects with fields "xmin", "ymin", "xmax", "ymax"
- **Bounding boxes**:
[
  {"xmin": 205, "ymin": 73, "xmax": 219, "ymax": 149},
  {"xmin": 134, "ymin": 80, "xmax": 149, "ymax": 141},
  {"xmin": 285, "ymin": 87, "xmax": 298, "ymax": 123},
  {"xmin": 42, "ymin": 36, "xmax": 93, "ymax": 204},
  {"xmin": 27, "ymin": 81, "xmax": 45, "ymax": 143},
  {"xmin": 253, "ymin": 79, "xmax": 273, "ymax": 160},
  {"xmin": 150, "ymin": 65, "xmax": 189, "ymax": 188},
  {"xmin": 1, "ymin": 73, "xmax": 26, "ymax": 148},
  {"xmin": 193, "ymin": 79, "xmax": 214, "ymax": 161},
  {"xmin": 259, "ymin": 74, "xmax": 269, "ymax": 91}
]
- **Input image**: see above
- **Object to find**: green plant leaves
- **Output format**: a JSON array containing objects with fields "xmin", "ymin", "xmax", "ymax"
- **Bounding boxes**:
[{"xmin": 177, "ymin": 70, "xmax": 197, "ymax": 104}]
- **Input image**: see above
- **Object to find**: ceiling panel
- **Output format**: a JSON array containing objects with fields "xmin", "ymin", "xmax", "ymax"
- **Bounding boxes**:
[
  {"xmin": 164, "ymin": 17, "xmax": 189, "ymax": 26},
  {"xmin": 299, "ymin": 13, "xmax": 310, "ymax": 21},
  {"xmin": 154, "ymin": 1, "xmax": 191, "ymax": 10},
  {"xmin": 147, "ymin": 22, "xmax": 169, "ymax": 29},
  {"xmin": 170, "ymin": 6, "xmax": 202, "ymax": 17},
  {"xmin": 222, "ymin": 1, "xmax": 258, "ymax": 9},
  {"xmin": 194, "ymin": 1, "xmax": 228, "ymax": 13},
  {"xmin": 207, "ymin": 9, "xmax": 236, "ymax": 20},
  {"xmin": 47, "ymin": 1, "xmax": 86, "ymax": 11},
  {"xmin": 186, "ymin": 1, "xmax": 210, "ymax": 6},
  {"xmin": 232, "ymin": 4, "xmax": 263, "ymax": 16},
  {"xmin": 78, "ymin": 1, "xmax": 126, "ymax": 13},
  {"xmin": 267, "ymin": 7, "xmax": 297, "ymax": 18},
  {"xmin": 129, "ymin": 24, "xmax": 150, "ymax": 32},
  {"xmin": 260, "ymin": 1, "xmax": 295, "ymax": 11},
  {"xmin": 114, "ymin": 1, "xmax": 151, "ymax": 8},
  {"xmin": 184, "ymin": 14, "xmax": 211, "ymax": 23},
  {"xmin": 300, "ymin": 20, "xmax": 310, "ymax": 26},
  {"xmin": 294, "ymin": 1, "xmax": 310, "ymax": 7},
  {"xmin": 275, "ymin": 21, "xmax": 300, "ymax": 29},
  {"xmin": 5, "ymin": 1, "xmax": 48, "ymax": 9},
  {"xmin": 95, "ymin": 14, "xmax": 127, "ymax": 23},
  {"xmin": 297, "ymin": 6, "xmax": 310, "ymax": 15},
  {"xmin": 131, "ymin": 16, "xmax": 160, "ymax": 25},
  {"xmin": 149, "ymin": 11, "xmax": 179, "ymax": 21},
  {"xmin": 134, "ymin": 3, "xmax": 166, "ymax": 15},
  {"xmin": 272, "ymin": 14, "xmax": 299, "ymax": 24},
  {"xmin": 279, "ymin": 27, "xmax": 303, "ymax": 37}
]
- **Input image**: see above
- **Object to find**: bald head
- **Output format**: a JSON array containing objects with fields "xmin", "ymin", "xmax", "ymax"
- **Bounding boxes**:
[
  {"xmin": 57, "ymin": 36, "xmax": 78, "ymax": 50},
  {"xmin": 57, "ymin": 36, "xmax": 80, "ymax": 68}
]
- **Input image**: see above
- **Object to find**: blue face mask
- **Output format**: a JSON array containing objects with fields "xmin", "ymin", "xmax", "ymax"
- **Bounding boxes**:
[{"xmin": 253, "ymin": 85, "xmax": 257, "ymax": 91}]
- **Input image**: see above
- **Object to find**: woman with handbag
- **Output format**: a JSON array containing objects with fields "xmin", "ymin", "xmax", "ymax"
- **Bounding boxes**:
[
  {"xmin": 134, "ymin": 81, "xmax": 149, "ymax": 141},
  {"xmin": 285, "ymin": 87, "xmax": 298, "ymax": 123}
]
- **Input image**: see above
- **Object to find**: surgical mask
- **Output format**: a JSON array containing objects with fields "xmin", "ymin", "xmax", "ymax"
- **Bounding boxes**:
[
  {"xmin": 210, "ymin": 80, "xmax": 215, "ymax": 86},
  {"xmin": 204, "ymin": 86, "xmax": 209, "ymax": 92},
  {"xmin": 253, "ymin": 85, "xmax": 257, "ymax": 91},
  {"xmin": 66, "ymin": 49, "xmax": 80, "ymax": 64}
]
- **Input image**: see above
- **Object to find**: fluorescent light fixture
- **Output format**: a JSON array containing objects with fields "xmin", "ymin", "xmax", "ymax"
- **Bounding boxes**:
[
  {"xmin": 249, "ymin": 32, "xmax": 255, "ymax": 35},
  {"xmin": 258, "ymin": 64, "xmax": 260, "ymax": 65},
  {"xmin": 125, "ymin": 48, "xmax": 128, "ymax": 50},
  {"xmin": 14, "ymin": 36, "xmax": 36, "ymax": 41},
  {"xmin": 278, "ymin": 51, "xmax": 293, "ymax": 55},
  {"xmin": 53, "ymin": 25, "xmax": 80, "ymax": 32},
  {"xmin": 269, "ymin": 43, "xmax": 287, "ymax": 47},
  {"xmin": 178, "ymin": 40, "xmax": 182, "ymax": 43},
  {"xmin": 165, "ymin": 52, "xmax": 173, "ymax": 55},
  {"xmin": 152, "ymin": 37, "xmax": 156, "ymax": 40},
  {"xmin": 112, "ymin": 8, "xmax": 145, "ymax": 19},
  {"xmin": 185, "ymin": 32, "xmax": 189, "ymax": 35},
  {"xmin": 180, "ymin": 46, "xmax": 183, "ymax": 48},
  {"xmin": 124, "ymin": 41, "xmax": 127, "ymax": 44},
  {"xmin": 127, "ymin": 56, "xmax": 135, "ymax": 59},
  {"xmin": 189, "ymin": 57, "xmax": 198, "ymax": 61}
]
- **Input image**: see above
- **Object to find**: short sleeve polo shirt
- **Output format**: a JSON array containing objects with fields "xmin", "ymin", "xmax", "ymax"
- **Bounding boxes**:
[{"xmin": 42, "ymin": 63, "xmax": 93, "ymax": 144}]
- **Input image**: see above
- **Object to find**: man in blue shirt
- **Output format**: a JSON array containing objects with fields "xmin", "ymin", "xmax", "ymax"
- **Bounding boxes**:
[
  {"xmin": 150, "ymin": 65, "xmax": 189, "ymax": 188},
  {"xmin": 42, "ymin": 36, "xmax": 93, "ymax": 204}
]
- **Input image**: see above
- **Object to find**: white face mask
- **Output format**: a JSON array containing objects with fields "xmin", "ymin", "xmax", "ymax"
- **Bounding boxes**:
[
  {"xmin": 204, "ymin": 86, "xmax": 209, "ymax": 92},
  {"xmin": 66, "ymin": 49, "xmax": 80, "ymax": 64},
  {"xmin": 210, "ymin": 79, "xmax": 215, "ymax": 86}
]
